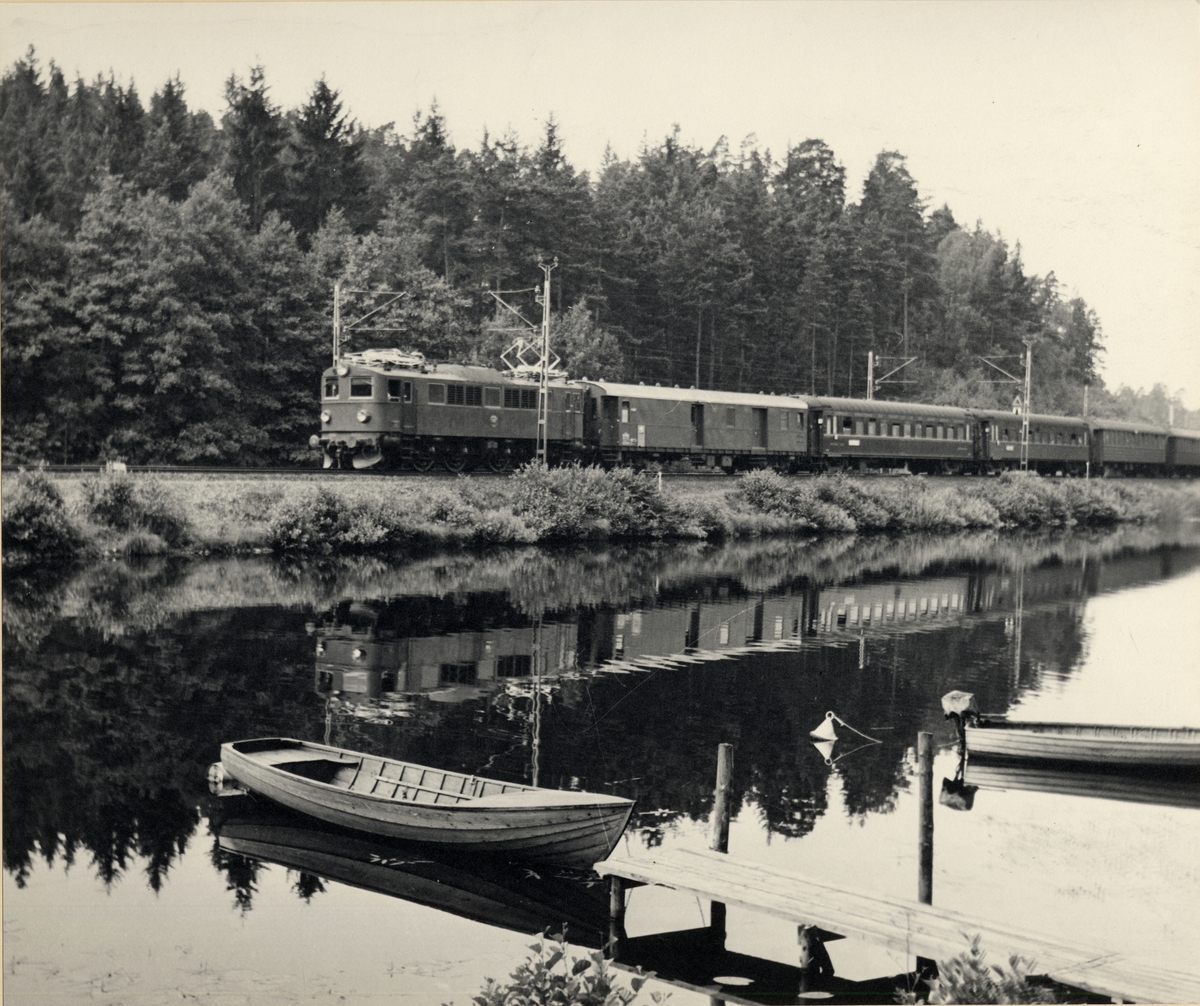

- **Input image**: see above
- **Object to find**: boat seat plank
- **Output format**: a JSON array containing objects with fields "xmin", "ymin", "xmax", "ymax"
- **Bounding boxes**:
[{"xmin": 595, "ymin": 849, "xmax": 1200, "ymax": 1004}]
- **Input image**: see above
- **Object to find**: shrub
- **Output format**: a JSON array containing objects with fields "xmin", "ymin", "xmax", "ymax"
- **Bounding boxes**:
[
  {"xmin": 80, "ymin": 474, "xmax": 191, "ymax": 546},
  {"xmin": 738, "ymin": 472, "xmax": 857, "ymax": 533},
  {"xmin": 895, "ymin": 935, "xmax": 1057, "ymax": 1004},
  {"xmin": 463, "ymin": 930, "xmax": 667, "ymax": 1006},
  {"xmin": 1, "ymin": 471, "xmax": 85, "ymax": 570}
]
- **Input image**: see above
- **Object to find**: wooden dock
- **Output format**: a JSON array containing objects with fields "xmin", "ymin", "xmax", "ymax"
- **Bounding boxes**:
[{"xmin": 595, "ymin": 848, "xmax": 1200, "ymax": 1004}]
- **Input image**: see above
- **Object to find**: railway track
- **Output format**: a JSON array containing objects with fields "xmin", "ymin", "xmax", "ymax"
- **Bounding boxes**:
[{"xmin": 5, "ymin": 464, "xmax": 1185, "ymax": 485}]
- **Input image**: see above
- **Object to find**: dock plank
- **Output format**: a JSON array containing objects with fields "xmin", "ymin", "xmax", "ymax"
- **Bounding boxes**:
[{"xmin": 595, "ymin": 848, "xmax": 1200, "ymax": 1004}]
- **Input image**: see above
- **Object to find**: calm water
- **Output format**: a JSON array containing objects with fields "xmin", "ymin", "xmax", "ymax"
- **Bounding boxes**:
[{"xmin": 4, "ymin": 525, "xmax": 1200, "ymax": 1005}]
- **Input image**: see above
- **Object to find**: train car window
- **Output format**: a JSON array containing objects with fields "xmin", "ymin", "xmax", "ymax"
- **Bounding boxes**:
[
  {"xmin": 324, "ymin": 378, "xmax": 339, "ymax": 399},
  {"xmin": 497, "ymin": 654, "xmax": 532, "ymax": 678},
  {"xmin": 445, "ymin": 384, "xmax": 465, "ymax": 406},
  {"xmin": 403, "ymin": 381, "xmax": 412, "ymax": 403},
  {"xmin": 825, "ymin": 417, "xmax": 833, "ymax": 435},
  {"xmin": 867, "ymin": 420, "xmax": 877, "ymax": 436},
  {"xmin": 937, "ymin": 425, "xmax": 945, "ymax": 439},
  {"xmin": 924, "ymin": 425, "xmax": 934, "ymax": 438},
  {"xmin": 726, "ymin": 407, "xmax": 737, "ymax": 428},
  {"xmin": 350, "ymin": 378, "xmax": 373, "ymax": 398},
  {"xmin": 797, "ymin": 412, "xmax": 805, "ymax": 429},
  {"xmin": 904, "ymin": 423, "xmax": 912, "ymax": 437},
  {"xmin": 387, "ymin": 379, "xmax": 403, "ymax": 401},
  {"xmin": 621, "ymin": 401, "xmax": 631, "ymax": 423},
  {"xmin": 484, "ymin": 387, "xmax": 501, "ymax": 407},
  {"xmin": 891, "ymin": 423, "xmax": 900, "ymax": 437},
  {"xmin": 841, "ymin": 417, "xmax": 854, "ymax": 433},
  {"xmin": 428, "ymin": 383, "xmax": 446, "ymax": 405},
  {"xmin": 465, "ymin": 386, "xmax": 483, "ymax": 407}
]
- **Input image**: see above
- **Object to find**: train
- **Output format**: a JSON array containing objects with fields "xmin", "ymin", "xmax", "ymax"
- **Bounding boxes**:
[{"xmin": 310, "ymin": 347, "xmax": 1200, "ymax": 477}]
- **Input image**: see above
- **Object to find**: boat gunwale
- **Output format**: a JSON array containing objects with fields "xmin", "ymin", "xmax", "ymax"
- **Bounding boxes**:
[{"xmin": 221, "ymin": 738, "xmax": 635, "ymax": 814}]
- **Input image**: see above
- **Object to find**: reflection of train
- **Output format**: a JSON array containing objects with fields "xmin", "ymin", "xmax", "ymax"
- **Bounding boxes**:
[
  {"xmin": 312, "ymin": 348, "xmax": 1200, "ymax": 476},
  {"xmin": 313, "ymin": 598, "xmax": 576, "ymax": 708}
]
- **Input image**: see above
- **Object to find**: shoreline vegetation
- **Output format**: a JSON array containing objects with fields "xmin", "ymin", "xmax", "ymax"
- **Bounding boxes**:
[{"xmin": 4, "ymin": 466, "xmax": 1199, "ymax": 572}]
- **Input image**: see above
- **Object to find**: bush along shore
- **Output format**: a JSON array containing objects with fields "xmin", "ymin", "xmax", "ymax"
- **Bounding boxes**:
[{"xmin": 4, "ymin": 467, "xmax": 1199, "ymax": 570}]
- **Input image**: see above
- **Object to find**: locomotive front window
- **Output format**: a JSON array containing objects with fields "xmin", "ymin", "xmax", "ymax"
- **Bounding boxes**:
[
  {"xmin": 484, "ymin": 387, "xmax": 501, "ymax": 407},
  {"xmin": 324, "ymin": 378, "xmax": 339, "ymax": 399},
  {"xmin": 350, "ymin": 378, "xmax": 373, "ymax": 398},
  {"xmin": 387, "ymin": 379, "xmax": 403, "ymax": 401},
  {"xmin": 428, "ymin": 384, "xmax": 446, "ymax": 404}
]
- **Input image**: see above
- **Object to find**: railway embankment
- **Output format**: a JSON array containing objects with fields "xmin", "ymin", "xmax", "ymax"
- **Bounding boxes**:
[{"xmin": 4, "ymin": 466, "xmax": 1199, "ymax": 571}]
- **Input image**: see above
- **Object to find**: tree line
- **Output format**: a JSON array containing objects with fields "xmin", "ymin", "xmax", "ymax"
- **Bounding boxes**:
[{"xmin": 2, "ymin": 50, "xmax": 1192, "ymax": 465}]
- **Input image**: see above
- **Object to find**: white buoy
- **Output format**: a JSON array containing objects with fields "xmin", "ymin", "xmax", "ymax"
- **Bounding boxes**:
[{"xmin": 809, "ymin": 711, "xmax": 838, "ymax": 741}]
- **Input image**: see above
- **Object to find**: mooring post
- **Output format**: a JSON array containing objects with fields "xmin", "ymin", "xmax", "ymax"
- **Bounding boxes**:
[
  {"xmin": 918, "ymin": 731, "xmax": 934, "ymax": 905},
  {"xmin": 709, "ymin": 743, "xmax": 734, "ymax": 938}
]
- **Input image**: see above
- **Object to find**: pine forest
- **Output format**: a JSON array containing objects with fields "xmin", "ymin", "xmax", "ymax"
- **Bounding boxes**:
[{"xmin": 2, "ymin": 51, "xmax": 1192, "ymax": 466}]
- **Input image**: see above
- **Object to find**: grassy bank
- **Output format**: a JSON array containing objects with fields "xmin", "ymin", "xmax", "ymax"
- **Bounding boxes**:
[{"xmin": 4, "ymin": 466, "xmax": 1199, "ymax": 569}]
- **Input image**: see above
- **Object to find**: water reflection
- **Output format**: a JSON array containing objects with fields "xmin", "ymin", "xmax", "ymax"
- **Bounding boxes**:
[{"xmin": 4, "ymin": 525, "xmax": 1199, "ymax": 899}]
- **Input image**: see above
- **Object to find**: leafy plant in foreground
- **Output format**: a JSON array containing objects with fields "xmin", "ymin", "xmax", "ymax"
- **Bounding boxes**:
[
  {"xmin": 461, "ymin": 930, "xmax": 668, "ymax": 1006},
  {"xmin": 895, "ymin": 935, "xmax": 1058, "ymax": 1004}
]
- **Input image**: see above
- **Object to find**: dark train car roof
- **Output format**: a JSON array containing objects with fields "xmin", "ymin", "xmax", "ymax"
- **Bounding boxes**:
[
  {"xmin": 810, "ymin": 397, "xmax": 972, "ymax": 420},
  {"xmin": 582, "ymin": 381, "xmax": 810, "ymax": 409},
  {"xmin": 1086, "ymin": 416, "xmax": 1169, "ymax": 434},
  {"xmin": 969, "ymin": 409, "xmax": 1088, "ymax": 429}
]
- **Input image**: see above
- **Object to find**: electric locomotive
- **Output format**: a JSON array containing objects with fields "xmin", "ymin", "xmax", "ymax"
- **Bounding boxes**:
[{"xmin": 311, "ymin": 348, "xmax": 586, "ymax": 471}]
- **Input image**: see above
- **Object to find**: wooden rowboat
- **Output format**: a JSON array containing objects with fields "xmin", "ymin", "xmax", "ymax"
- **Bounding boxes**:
[
  {"xmin": 942, "ymin": 690, "xmax": 1200, "ymax": 768},
  {"xmin": 216, "ymin": 738, "xmax": 634, "ymax": 867}
]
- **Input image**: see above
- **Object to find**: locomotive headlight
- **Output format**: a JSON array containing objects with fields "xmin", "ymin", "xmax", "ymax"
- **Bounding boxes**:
[
  {"xmin": 357, "ymin": 409, "xmax": 370, "ymax": 423},
  {"xmin": 320, "ymin": 411, "xmax": 331, "ymax": 424},
  {"xmin": 336, "ymin": 364, "xmax": 350, "ymax": 377},
  {"xmin": 352, "ymin": 648, "xmax": 366, "ymax": 661}
]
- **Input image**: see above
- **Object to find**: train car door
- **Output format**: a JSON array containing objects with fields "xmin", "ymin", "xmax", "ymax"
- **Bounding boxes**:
[
  {"xmin": 974, "ymin": 420, "xmax": 990, "ymax": 463},
  {"xmin": 601, "ymin": 397, "xmax": 620, "ymax": 444},
  {"xmin": 691, "ymin": 403, "xmax": 705, "ymax": 447},
  {"xmin": 807, "ymin": 408, "xmax": 823, "ymax": 457},
  {"xmin": 753, "ymin": 408, "xmax": 768, "ymax": 448},
  {"xmin": 393, "ymin": 378, "xmax": 416, "ymax": 434}
]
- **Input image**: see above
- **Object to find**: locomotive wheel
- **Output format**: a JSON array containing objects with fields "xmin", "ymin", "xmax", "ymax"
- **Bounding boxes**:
[
  {"xmin": 410, "ymin": 452, "xmax": 435, "ymax": 472},
  {"xmin": 485, "ymin": 451, "xmax": 510, "ymax": 473},
  {"xmin": 443, "ymin": 450, "xmax": 468, "ymax": 473}
]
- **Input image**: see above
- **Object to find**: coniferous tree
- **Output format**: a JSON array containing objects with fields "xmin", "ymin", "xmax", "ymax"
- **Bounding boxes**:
[{"xmin": 221, "ymin": 65, "xmax": 287, "ymax": 231}]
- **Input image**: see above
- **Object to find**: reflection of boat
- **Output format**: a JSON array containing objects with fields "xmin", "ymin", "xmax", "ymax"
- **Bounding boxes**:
[
  {"xmin": 964, "ymin": 719, "xmax": 1200, "ymax": 768},
  {"xmin": 217, "ymin": 738, "xmax": 634, "ymax": 866},
  {"xmin": 214, "ymin": 802, "xmax": 609, "ymax": 945},
  {"xmin": 963, "ymin": 760, "xmax": 1200, "ymax": 811}
]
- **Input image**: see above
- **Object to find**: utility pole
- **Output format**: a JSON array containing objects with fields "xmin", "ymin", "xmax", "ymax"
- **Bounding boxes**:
[
  {"xmin": 536, "ymin": 257, "xmax": 558, "ymax": 465},
  {"xmin": 1020, "ymin": 341, "xmax": 1032, "ymax": 472},
  {"xmin": 978, "ymin": 344, "xmax": 1033, "ymax": 472},
  {"xmin": 332, "ymin": 280, "xmax": 341, "ymax": 365}
]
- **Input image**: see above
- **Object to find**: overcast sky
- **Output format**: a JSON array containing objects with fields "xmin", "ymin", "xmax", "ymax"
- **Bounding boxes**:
[{"xmin": 5, "ymin": 1, "xmax": 1198, "ymax": 407}]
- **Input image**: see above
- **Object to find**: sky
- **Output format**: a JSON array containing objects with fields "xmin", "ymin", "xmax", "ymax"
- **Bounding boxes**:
[{"xmin": 4, "ymin": 1, "xmax": 1198, "ymax": 407}]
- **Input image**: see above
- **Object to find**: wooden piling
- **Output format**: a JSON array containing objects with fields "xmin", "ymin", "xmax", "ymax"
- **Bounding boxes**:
[
  {"xmin": 918, "ymin": 731, "xmax": 933, "ymax": 905},
  {"xmin": 710, "ymin": 743, "xmax": 734, "ymax": 853},
  {"xmin": 709, "ymin": 743, "xmax": 734, "ymax": 938},
  {"xmin": 608, "ymin": 875, "xmax": 626, "ymax": 954}
]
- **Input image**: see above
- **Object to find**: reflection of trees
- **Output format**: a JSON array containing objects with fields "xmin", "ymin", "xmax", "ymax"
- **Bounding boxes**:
[
  {"xmin": 5, "ymin": 524, "xmax": 1199, "ymax": 899},
  {"xmin": 3, "ymin": 606, "xmax": 322, "ymax": 890}
]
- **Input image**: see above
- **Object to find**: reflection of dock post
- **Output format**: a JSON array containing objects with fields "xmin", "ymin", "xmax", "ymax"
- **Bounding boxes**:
[
  {"xmin": 608, "ymin": 875, "xmax": 626, "ymax": 956},
  {"xmin": 709, "ymin": 743, "xmax": 734, "ymax": 939},
  {"xmin": 918, "ymin": 731, "xmax": 933, "ymax": 904}
]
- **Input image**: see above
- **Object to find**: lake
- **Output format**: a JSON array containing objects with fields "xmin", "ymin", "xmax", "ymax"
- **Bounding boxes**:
[{"xmin": 4, "ymin": 523, "xmax": 1199, "ymax": 1005}]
